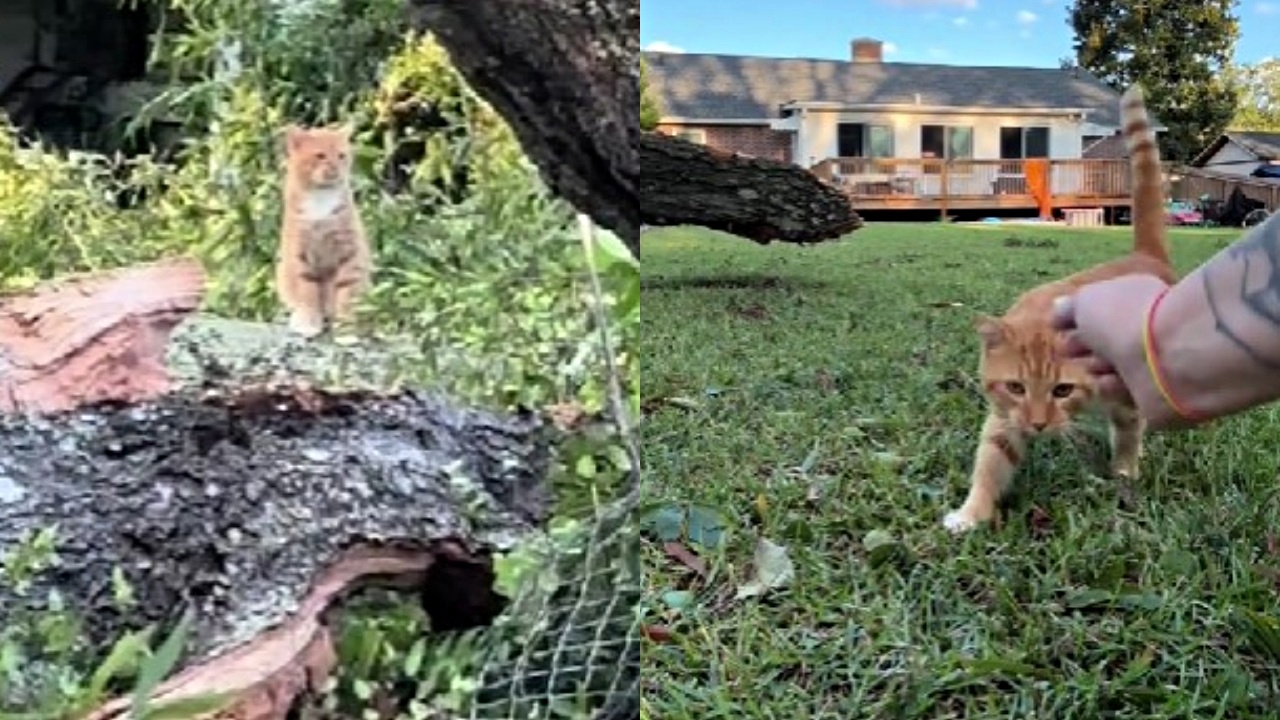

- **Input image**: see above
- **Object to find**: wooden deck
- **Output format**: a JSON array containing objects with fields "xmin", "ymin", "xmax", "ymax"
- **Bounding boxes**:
[{"xmin": 811, "ymin": 158, "xmax": 1133, "ymax": 213}]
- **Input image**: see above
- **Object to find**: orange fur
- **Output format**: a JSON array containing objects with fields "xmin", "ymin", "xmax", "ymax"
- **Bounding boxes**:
[
  {"xmin": 942, "ymin": 85, "xmax": 1176, "ymax": 533},
  {"xmin": 276, "ymin": 123, "xmax": 372, "ymax": 338}
]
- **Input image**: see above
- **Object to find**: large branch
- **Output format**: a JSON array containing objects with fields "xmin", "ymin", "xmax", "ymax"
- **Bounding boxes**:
[
  {"xmin": 406, "ymin": 0, "xmax": 640, "ymax": 257},
  {"xmin": 639, "ymin": 133, "xmax": 864, "ymax": 244}
]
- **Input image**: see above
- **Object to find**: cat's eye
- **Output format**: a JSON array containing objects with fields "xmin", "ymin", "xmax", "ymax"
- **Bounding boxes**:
[
  {"xmin": 1052, "ymin": 383, "xmax": 1075, "ymax": 398},
  {"xmin": 315, "ymin": 152, "xmax": 328, "ymax": 160},
  {"xmin": 1005, "ymin": 381, "xmax": 1026, "ymax": 396}
]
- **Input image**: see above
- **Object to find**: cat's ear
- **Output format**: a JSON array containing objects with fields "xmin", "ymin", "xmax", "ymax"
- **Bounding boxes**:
[
  {"xmin": 974, "ymin": 315, "xmax": 1007, "ymax": 349},
  {"xmin": 334, "ymin": 121, "xmax": 355, "ymax": 138},
  {"xmin": 283, "ymin": 124, "xmax": 305, "ymax": 153}
]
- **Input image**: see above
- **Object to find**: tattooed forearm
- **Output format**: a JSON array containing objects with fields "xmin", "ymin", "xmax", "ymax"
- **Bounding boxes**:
[{"xmin": 1203, "ymin": 214, "xmax": 1280, "ymax": 370}]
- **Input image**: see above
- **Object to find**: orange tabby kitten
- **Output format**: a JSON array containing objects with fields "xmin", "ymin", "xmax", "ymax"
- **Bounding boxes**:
[
  {"xmin": 276, "ymin": 123, "xmax": 372, "ymax": 338},
  {"xmin": 942, "ymin": 85, "xmax": 1176, "ymax": 533}
]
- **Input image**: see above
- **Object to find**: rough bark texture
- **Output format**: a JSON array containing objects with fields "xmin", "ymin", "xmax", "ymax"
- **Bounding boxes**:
[
  {"xmin": 0, "ymin": 258, "xmax": 558, "ymax": 719},
  {"xmin": 406, "ymin": 0, "xmax": 640, "ymax": 258},
  {"xmin": 0, "ymin": 256, "xmax": 205, "ymax": 413},
  {"xmin": 4, "ymin": 382, "xmax": 552, "ymax": 719},
  {"xmin": 639, "ymin": 133, "xmax": 865, "ymax": 244}
]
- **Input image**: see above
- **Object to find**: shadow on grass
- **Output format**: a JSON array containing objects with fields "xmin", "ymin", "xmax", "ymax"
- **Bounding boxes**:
[{"xmin": 641, "ymin": 274, "xmax": 828, "ymax": 291}]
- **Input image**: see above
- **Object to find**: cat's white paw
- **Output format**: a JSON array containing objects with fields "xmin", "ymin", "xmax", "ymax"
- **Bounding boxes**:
[
  {"xmin": 288, "ymin": 311, "xmax": 325, "ymax": 338},
  {"xmin": 942, "ymin": 510, "xmax": 981, "ymax": 534}
]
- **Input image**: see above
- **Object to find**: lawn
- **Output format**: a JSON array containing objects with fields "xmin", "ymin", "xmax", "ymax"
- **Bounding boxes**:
[{"xmin": 640, "ymin": 222, "xmax": 1280, "ymax": 719}]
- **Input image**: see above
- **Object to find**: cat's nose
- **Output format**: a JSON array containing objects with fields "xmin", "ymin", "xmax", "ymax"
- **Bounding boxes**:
[{"xmin": 1030, "ymin": 421, "xmax": 1047, "ymax": 432}]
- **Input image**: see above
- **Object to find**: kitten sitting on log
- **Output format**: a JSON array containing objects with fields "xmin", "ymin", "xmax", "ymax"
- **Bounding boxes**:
[{"xmin": 276, "ymin": 123, "xmax": 373, "ymax": 338}]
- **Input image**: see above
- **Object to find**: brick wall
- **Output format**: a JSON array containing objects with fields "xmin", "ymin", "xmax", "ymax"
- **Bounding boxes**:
[{"xmin": 656, "ymin": 123, "xmax": 793, "ymax": 164}]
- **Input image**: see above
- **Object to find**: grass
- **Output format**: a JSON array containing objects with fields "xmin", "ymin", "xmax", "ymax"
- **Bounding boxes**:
[{"xmin": 640, "ymin": 222, "xmax": 1280, "ymax": 720}]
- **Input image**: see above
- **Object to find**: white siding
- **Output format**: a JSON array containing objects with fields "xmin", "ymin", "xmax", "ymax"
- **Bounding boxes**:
[
  {"xmin": 1199, "ymin": 142, "xmax": 1262, "ymax": 178},
  {"xmin": 799, "ymin": 110, "xmax": 1084, "ymax": 163}
]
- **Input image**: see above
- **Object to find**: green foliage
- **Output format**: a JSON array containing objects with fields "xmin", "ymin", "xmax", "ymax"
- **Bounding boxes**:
[
  {"xmin": 640, "ymin": 57, "xmax": 662, "ymax": 131},
  {"xmin": 1227, "ymin": 59, "xmax": 1280, "ymax": 132},
  {"xmin": 0, "ymin": 0, "xmax": 639, "ymax": 716},
  {"xmin": 1068, "ymin": 0, "xmax": 1241, "ymax": 161}
]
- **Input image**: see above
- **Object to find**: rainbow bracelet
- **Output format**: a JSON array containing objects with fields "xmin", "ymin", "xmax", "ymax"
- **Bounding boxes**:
[{"xmin": 1141, "ymin": 287, "xmax": 1203, "ymax": 421}]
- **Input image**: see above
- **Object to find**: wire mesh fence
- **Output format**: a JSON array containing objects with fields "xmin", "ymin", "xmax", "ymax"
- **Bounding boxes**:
[{"xmin": 467, "ymin": 484, "xmax": 640, "ymax": 720}]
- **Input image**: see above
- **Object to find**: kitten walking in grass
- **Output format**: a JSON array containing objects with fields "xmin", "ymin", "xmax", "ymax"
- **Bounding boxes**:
[
  {"xmin": 943, "ymin": 85, "xmax": 1176, "ymax": 533},
  {"xmin": 276, "ymin": 123, "xmax": 372, "ymax": 338}
]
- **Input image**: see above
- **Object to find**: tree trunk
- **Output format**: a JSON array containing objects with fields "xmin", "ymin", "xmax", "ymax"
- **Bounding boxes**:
[
  {"xmin": 0, "ymin": 256, "xmax": 206, "ymax": 413},
  {"xmin": 639, "ymin": 133, "xmax": 864, "ymax": 244},
  {"xmin": 406, "ymin": 0, "xmax": 640, "ymax": 257},
  {"xmin": 6, "ymin": 382, "xmax": 553, "ymax": 720},
  {"xmin": 0, "ymin": 258, "xmax": 558, "ymax": 719}
]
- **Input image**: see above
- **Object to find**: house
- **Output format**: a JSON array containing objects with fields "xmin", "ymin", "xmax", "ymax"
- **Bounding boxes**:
[
  {"xmin": 1177, "ymin": 131, "xmax": 1280, "ymax": 213},
  {"xmin": 1188, "ymin": 131, "xmax": 1280, "ymax": 179},
  {"xmin": 643, "ymin": 38, "xmax": 1158, "ymax": 215}
]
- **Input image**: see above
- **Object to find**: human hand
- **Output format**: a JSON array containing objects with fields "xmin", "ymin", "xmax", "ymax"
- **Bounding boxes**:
[{"xmin": 1051, "ymin": 274, "xmax": 1183, "ymax": 428}]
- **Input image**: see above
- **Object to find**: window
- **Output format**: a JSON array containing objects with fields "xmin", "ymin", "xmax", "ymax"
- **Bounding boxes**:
[
  {"xmin": 999, "ymin": 126, "xmax": 1050, "ymax": 159},
  {"xmin": 836, "ymin": 122, "xmax": 895, "ymax": 158},
  {"xmin": 920, "ymin": 124, "xmax": 973, "ymax": 173},
  {"xmin": 674, "ymin": 128, "xmax": 706, "ymax": 144}
]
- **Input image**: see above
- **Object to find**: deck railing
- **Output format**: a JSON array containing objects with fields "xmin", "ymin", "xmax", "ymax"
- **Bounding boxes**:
[{"xmin": 810, "ymin": 157, "xmax": 1132, "ymax": 201}]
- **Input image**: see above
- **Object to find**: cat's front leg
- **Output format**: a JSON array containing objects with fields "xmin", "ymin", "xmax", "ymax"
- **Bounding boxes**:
[
  {"xmin": 943, "ymin": 413, "xmax": 1026, "ymax": 533},
  {"xmin": 1107, "ymin": 402, "xmax": 1144, "ymax": 479}
]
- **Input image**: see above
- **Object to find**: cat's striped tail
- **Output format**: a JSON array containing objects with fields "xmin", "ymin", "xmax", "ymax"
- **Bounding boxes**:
[{"xmin": 1121, "ymin": 84, "xmax": 1170, "ymax": 265}]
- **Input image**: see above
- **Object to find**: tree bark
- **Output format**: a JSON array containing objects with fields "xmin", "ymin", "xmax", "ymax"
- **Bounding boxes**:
[
  {"xmin": 639, "ymin": 133, "xmax": 864, "ymax": 244},
  {"xmin": 2, "ymin": 382, "xmax": 552, "ymax": 720},
  {"xmin": 406, "ymin": 0, "xmax": 640, "ymax": 257},
  {"xmin": 0, "ymin": 258, "xmax": 558, "ymax": 719},
  {"xmin": 0, "ymin": 256, "xmax": 205, "ymax": 414}
]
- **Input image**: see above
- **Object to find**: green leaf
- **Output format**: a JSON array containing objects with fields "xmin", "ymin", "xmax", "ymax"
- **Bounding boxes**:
[
  {"xmin": 661, "ymin": 590, "xmax": 695, "ymax": 611},
  {"xmin": 641, "ymin": 505, "xmax": 685, "ymax": 543},
  {"xmin": 594, "ymin": 229, "xmax": 638, "ymax": 270},
  {"xmin": 139, "ymin": 692, "xmax": 234, "ymax": 720},
  {"xmin": 685, "ymin": 505, "xmax": 728, "ymax": 549},
  {"xmin": 85, "ymin": 627, "xmax": 155, "ymax": 702},
  {"xmin": 130, "ymin": 609, "xmax": 195, "ymax": 716}
]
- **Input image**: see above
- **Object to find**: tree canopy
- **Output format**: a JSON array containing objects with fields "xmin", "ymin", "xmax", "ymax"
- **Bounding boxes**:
[
  {"xmin": 1228, "ymin": 58, "xmax": 1280, "ymax": 131},
  {"xmin": 1068, "ymin": 0, "xmax": 1240, "ymax": 161},
  {"xmin": 640, "ymin": 56, "xmax": 661, "ymax": 131}
]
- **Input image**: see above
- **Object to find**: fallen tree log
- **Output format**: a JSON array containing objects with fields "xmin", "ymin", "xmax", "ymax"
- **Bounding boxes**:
[
  {"xmin": 406, "ymin": 0, "xmax": 640, "ymax": 258},
  {"xmin": 0, "ymin": 256, "xmax": 206, "ymax": 413},
  {"xmin": 0, "ymin": 381, "xmax": 551, "ymax": 720},
  {"xmin": 638, "ymin": 132, "xmax": 864, "ymax": 244},
  {"xmin": 0, "ymin": 258, "xmax": 565, "ymax": 719}
]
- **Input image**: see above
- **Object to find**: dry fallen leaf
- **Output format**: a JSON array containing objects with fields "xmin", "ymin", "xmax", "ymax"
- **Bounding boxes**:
[
  {"xmin": 643, "ymin": 624, "xmax": 674, "ymax": 643},
  {"xmin": 663, "ymin": 541, "xmax": 708, "ymax": 578}
]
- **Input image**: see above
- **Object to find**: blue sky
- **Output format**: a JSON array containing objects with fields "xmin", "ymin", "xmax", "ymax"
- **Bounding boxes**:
[{"xmin": 641, "ymin": 0, "xmax": 1278, "ymax": 67}]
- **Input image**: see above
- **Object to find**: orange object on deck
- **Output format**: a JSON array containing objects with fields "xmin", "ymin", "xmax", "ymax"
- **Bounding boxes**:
[{"xmin": 1024, "ymin": 158, "xmax": 1052, "ymax": 219}]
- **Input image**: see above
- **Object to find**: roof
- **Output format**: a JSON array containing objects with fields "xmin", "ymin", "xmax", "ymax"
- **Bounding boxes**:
[
  {"xmin": 1082, "ymin": 134, "xmax": 1128, "ymax": 160},
  {"xmin": 644, "ymin": 51, "xmax": 1130, "ymax": 127},
  {"xmin": 1189, "ymin": 131, "xmax": 1280, "ymax": 167}
]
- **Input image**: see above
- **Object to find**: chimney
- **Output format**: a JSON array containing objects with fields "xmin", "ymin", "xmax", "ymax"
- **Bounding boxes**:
[{"xmin": 851, "ymin": 37, "xmax": 883, "ymax": 63}]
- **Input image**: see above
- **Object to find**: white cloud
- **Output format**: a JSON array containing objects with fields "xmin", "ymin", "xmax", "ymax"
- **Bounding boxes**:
[
  {"xmin": 644, "ymin": 40, "xmax": 685, "ymax": 53},
  {"xmin": 953, "ymin": 16, "xmax": 970, "ymax": 26},
  {"xmin": 1258, "ymin": 1, "xmax": 1278, "ymax": 14},
  {"xmin": 878, "ymin": 0, "xmax": 977, "ymax": 9},
  {"xmin": 882, "ymin": 41, "xmax": 900, "ymax": 55},
  {"xmin": 1016, "ymin": 9, "xmax": 1038, "ymax": 24}
]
